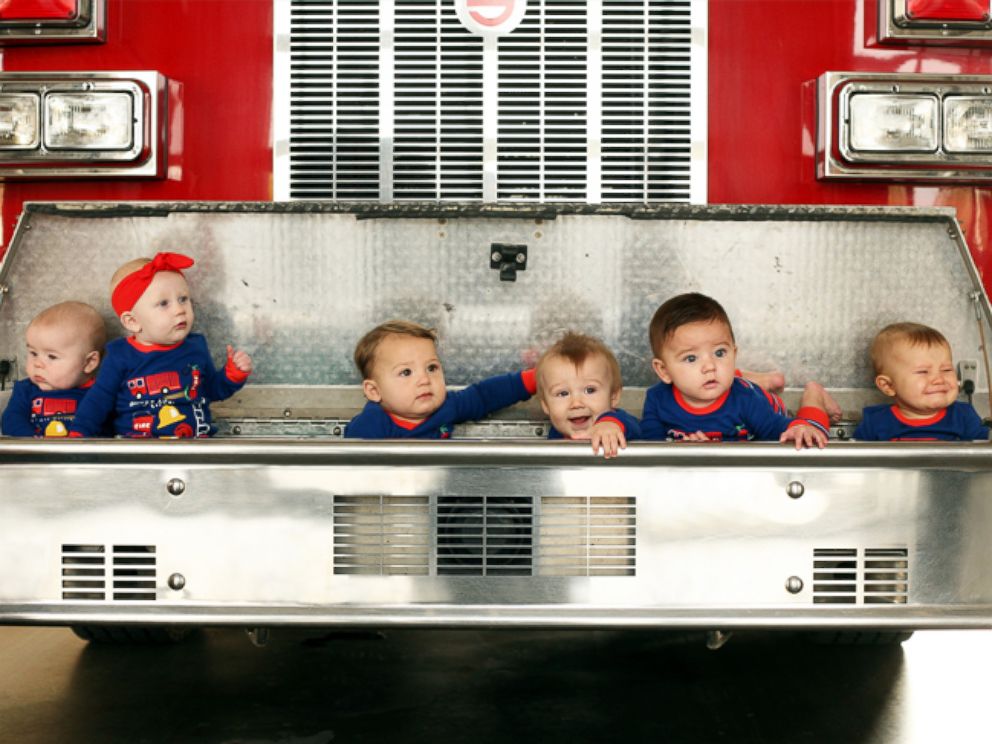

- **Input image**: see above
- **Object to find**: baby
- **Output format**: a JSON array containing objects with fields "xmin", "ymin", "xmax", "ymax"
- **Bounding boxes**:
[
  {"xmin": 641, "ymin": 292, "xmax": 834, "ymax": 448},
  {"xmin": 536, "ymin": 331, "xmax": 641, "ymax": 458},
  {"xmin": 1, "ymin": 301, "xmax": 107, "ymax": 437},
  {"xmin": 345, "ymin": 320, "xmax": 536, "ymax": 439},
  {"xmin": 70, "ymin": 252, "xmax": 253, "ymax": 437},
  {"xmin": 855, "ymin": 322, "xmax": 988, "ymax": 441}
]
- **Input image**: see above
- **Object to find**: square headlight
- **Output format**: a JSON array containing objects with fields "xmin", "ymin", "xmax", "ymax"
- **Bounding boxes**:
[
  {"xmin": 0, "ymin": 93, "xmax": 39, "ymax": 149},
  {"xmin": 848, "ymin": 93, "xmax": 939, "ymax": 152},
  {"xmin": 43, "ymin": 91, "xmax": 133, "ymax": 150},
  {"xmin": 944, "ymin": 96, "xmax": 992, "ymax": 152}
]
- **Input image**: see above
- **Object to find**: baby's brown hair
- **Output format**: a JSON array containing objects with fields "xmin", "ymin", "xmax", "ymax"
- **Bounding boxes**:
[
  {"xmin": 537, "ymin": 331, "xmax": 622, "ymax": 396},
  {"xmin": 649, "ymin": 292, "xmax": 734, "ymax": 358},
  {"xmin": 870, "ymin": 322, "xmax": 950, "ymax": 376},
  {"xmin": 354, "ymin": 320, "xmax": 438, "ymax": 380}
]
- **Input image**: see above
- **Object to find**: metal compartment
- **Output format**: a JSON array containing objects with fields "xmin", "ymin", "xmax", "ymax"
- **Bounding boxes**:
[{"xmin": 0, "ymin": 201, "xmax": 990, "ymax": 631}]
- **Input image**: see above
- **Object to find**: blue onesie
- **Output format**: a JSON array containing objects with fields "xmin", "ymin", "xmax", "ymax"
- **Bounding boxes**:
[
  {"xmin": 70, "ymin": 334, "xmax": 248, "ymax": 438},
  {"xmin": 854, "ymin": 402, "xmax": 989, "ymax": 441},
  {"xmin": 345, "ymin": 369, "xmax": 536, "ymax": 439},
  {"xmin": 641, "ymin": 377, "xmax": 829, "ymax": 441},
  {"xmin": 547, "ymin": 408, "xmax": 643, "ymax": 440},
  {"xmin": 1, "ymin": 380, "xmax": 105, "ymax": 437}
]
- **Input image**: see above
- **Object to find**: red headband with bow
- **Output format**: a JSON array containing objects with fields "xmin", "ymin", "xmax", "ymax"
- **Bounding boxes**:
[{"xmin": 111, "ymin": 252, "xmax": 195, "ymax": 316}]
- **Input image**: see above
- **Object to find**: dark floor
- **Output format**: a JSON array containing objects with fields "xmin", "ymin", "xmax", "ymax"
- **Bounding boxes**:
[{"xmin": 0, "ymin": 626, "xmax": 984, "ymax": 743}]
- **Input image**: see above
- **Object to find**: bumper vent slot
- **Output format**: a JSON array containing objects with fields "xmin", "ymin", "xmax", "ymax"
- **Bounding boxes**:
[
  {"xmin": 813, "ymin": 548, "xmax": 908, "ymax": 604},
  {"xmin": 112, "ymin": 545, "xmax": 158, "ymax": 600},
  {"xmin": 332, "ymin": 495, "xmax": 430, "ymax": 575},
  {"xmin": 62, "ymin": 544, "xmax": 106, "ymax": 601},
  {"xmin": 537, "ymin": 496, "xmax": 636, "ymax": 576},
  {"xmin": 62, "ymin": 544, "xmax": 158, "ymax": 601},
  {"xmin": 437, "ymin": 495, "xmax": 533, "ymax": 576}
]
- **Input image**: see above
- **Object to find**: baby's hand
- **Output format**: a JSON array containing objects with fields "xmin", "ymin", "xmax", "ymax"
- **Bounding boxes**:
[
  {"xmin": 675, "ymin": 431, "xmax": 712, "ymax": 442},
  {"xmin": 780, "ymin": 424, "xmax": 827, "ymax": 450},
  {"xmin": 227, "ymin": 344, "xmax": 253, "ymax": 374},
  {"xmin": 588, "ymin": 420, "xmax": 627, "ymax": 459}
]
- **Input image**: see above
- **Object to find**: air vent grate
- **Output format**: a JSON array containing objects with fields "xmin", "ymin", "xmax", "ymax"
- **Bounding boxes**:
[
  {"xmin": 537, "ymin": 496, "xmax": 636, "ymax": 576},
  {"xmin": 62, "ymin": 544, "xmax": 106, "ymax": 601},
  {"xmin": 437, "ymin": 495, "xmax": 533, "ymax": 575},
  {"xmin": 332, "ymin": 495, "xmax": 430, "ymax": 575},
  {"xmin": 863, "ymin": 548, "xmax": 909, "ymax": 604},
  {"xmin": 62, "ymin": 544, "xmax": 158, "ymax": 601},
  {"xmin": 112, "ymin": 545, "xmax": 158, "ymax": 601},
  {"xmin": 813, "ymin": 548, "xmax": 908, "ymax": 604},
  {"xmin": 282, "ymin": 0, "xmax": 696, "ymax": 203}
]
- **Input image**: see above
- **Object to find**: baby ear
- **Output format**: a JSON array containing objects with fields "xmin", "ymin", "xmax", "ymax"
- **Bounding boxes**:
[
  {"xmin": 875, "ymin": 374, "xmax": 896, "ymax": 398},
  {"xmin": 610, "ymin": 386, "xmax": 622, "ymax": 408},
  {"xmin": 651, "ymin": 358, "xmax": 672, "ymax": 384},
  {"xmin": 82, "ymin": 350, "xmax": 101, "ymax": 375},
  {"xmin": 539, "ymin": 396, "xmax": 550, "ymax": 415},
  {"xmin": 120, "ymin": 311, "xmax": 141, "ymax": 334},
  {"xmin": 362, "ymin": 378, "xmax": 382, "ymax": 403}
]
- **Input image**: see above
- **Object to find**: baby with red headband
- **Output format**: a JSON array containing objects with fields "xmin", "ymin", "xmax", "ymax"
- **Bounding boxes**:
[{"xmin": 70, "ymin": 252, "xmax": 253, "ymax": 438}]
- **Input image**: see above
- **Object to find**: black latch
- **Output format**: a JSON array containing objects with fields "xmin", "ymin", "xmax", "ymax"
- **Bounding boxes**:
[{"xmin": 490, "ymin": 243, "xmax": 527, "ymax": 282}]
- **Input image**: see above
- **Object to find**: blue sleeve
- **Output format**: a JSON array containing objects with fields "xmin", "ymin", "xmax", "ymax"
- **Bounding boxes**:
[
  {"xmin": 740, "ymin": 385, "xmax": 791, "ymax": 440},
  {"xmin": 344, "ymin": 403, "xmax": 391, "ymax": 439},
  {"xmin": 202, "ymin": 349, "xmax": 247, "ymax": 403},
  {"xmin": 596, "ymin": 408, "xmax": 642, "ymax": 441},
  {"xmin": 853, "ymin": 409, "xmax": 876, "ymax": 441},
  {"xmin": 71, "ymin": 354, "xmax": 125, "ymax": 437},
  {"xmin": 959, "ymin": 404, "xmax": 990, "ymax": 440},
  {"xmin": 1, "ymin": 381, "xmax": 36, "ymax": 437},
  {"xmin": 640, "ymin": 386, "xmax": 667, "ymax": 440},
  {"xmin": 445, "ymin": 371, "xmax": 532, "ymax": 424}
]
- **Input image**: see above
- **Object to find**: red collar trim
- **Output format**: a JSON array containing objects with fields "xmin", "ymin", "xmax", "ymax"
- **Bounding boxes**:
[
  {"xmin": 387, "ymin": 412, "xmax": 424, "ymax": 430},
  {"xmin": 674, "ymin": 385, "xmax": 730, "ymax": 415},
  {"xmin": 80, "ymin": 378, "xmax": 95, "ymax": 389},
  {"xmin": 890, "ymin": 405, "xmax": 947, "ymax": 427},
  {"xmin": 127, "ymin": 336, "xmax": 182, "ymax": 353}
]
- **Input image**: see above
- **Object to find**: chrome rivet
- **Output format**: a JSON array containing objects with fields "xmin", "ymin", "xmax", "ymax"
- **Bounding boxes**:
[
  {"xmin": 534, "ymin": 427, "xmax": 544, "ymax": 436},
  {"xmin": 786, "ymin": 481, "xmax": 805, "ymax": 499},
  {"xmin": 516, "ymin": 252, "xmax": 526, "ymax": 264},
  {"xmin": 785, "ymin": 576, "xmax": 804, "ymax": 594},
  {"xmin": 491, "ymin": 251, "xmax": 502, "ymax": 262},
  {"xmin": 166, "ymin": 478, "xmax": 186, "ymax": 496},
  {"xmin": 283, "ymin": 408, "xmax": 292, "ymax": 418},
  {"xmin": 332, "ymin": 426, "xmax": 342, "ymax": 436},
  {"xmin": 168, "ymin": 573, "xmax": 186, "ymax": 591},
  {"xmin": 232, "ymin": 425, "xmax": 242, "ymax": 435}
]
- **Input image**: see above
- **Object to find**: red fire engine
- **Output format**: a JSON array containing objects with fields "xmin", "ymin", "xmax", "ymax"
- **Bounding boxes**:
[
  {"xmin": 126, "ymin": 371, "xmax": 179, "ymax": 399},
  {"xmin": 30, "ymin": 396, "xmax": 75, "ymax": 416}
]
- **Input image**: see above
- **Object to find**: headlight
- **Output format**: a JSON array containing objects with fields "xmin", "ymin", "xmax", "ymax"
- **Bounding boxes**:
[
  {"xmin": 0, "ymin": 94, "xmax": 39, "ymax": 149},
  {"xmin": 848, "ymin": 94, "xmax": 938, "ymax": 152},
  {"xmin": 943, "ymin": 96, "xmax": 992, "ymax": 152},
  {"xmin": 44, "ymin": 92, "xmax": 133, "ymax": 150}
]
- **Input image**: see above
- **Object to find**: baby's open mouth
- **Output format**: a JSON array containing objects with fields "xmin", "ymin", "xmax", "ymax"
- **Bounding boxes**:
[{"xmin": 569, "ymin": 415, "xmax": 591, "ymax": 427}]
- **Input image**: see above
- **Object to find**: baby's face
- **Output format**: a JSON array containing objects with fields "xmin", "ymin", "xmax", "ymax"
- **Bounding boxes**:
[
  {"xmin": 25, "ymin": 322, "xmax": 99, "ymax": 391},
  {"xmin": 539, "ymin": 354, "xmax": 620, "ymax": 439},
  {"xmin": 364, "ymin": 334, "xmax": 447, "ymax": 422},
  {"xmin": 652, "ymin": 319, "xmax": 737, "ymax": 408},
  {"xmin": 878, "ymin": 340, "xmax": 958, "ymax": 418},
  {"xmin": 126, "ymin": 271, "xmax": 195, "ymax": 346}
]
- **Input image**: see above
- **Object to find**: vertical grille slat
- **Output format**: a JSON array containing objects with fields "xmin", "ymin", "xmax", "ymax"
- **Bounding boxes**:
[
  {"xmin": 284, "ymin": 0, "xmax": 696, "ymax": 203},
  {"xmin": 813, "ymin": 548, "xmax": 909, "ymax": 605}
]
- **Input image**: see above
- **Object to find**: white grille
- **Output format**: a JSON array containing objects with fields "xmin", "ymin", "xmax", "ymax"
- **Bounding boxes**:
[
  {"xmin": 279, "ymin": 0, "xmax": 700, "ymax": 202},
  {"xmin": 62, "ymin": 543, "xmax": 157, "ymax": 601},
  {"xmin": 537, "ymin": 496, "xmax": 636, "ymax": 576},
  {"xmin": 813, "ymin": 548, "xmax": 909, "ymax": 605},
  {"xmin": 332, "ymin": 495, "xmax": 431, "ymax": 574}
]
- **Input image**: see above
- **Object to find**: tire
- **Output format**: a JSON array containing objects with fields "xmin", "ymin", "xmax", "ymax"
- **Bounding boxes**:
[
  {"xmin": 810, "ymin": 630, "xmax": 914, "ymax": 646},
  {"xmin": 71, "ymin": 625, "xmax": 194, "ymax": 645}
]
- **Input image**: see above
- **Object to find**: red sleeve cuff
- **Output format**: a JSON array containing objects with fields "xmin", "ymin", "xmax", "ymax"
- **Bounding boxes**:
[
  {"xmin": 596, "ymin": 414, "xmax": 625, "ymax": 433},
  {"xmin": 68, "ymin": 431, "xmax": 83, "ymax": 438},
  {"xmin": 789, "ymin": 405, "xmax": 830, "ymax": 431},
  {"xmin": 521, "ymin": 368, "xmax": 537, "ymax": 395},
  {"xmin": 224, "ymin": 358, "xmax": 250, "ymax": 384},
  {"xmin": 734, "ymin": 368, "xmax": 742, "ymax": 378}
]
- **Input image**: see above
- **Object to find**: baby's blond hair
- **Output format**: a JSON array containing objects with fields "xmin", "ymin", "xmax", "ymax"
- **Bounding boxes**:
[
  {"xmin": 870, "ymin": 322, "xmax": 950, "ymax": 376},
  {"xmin": 537, "ymin": 331, "xmax": 622, "ymax": 396},
  {"xmin": 29, "ymin": 301, "xmax": 107, "ymax": 353},
  {"xmin": 354, "ymin": 320, "xmax": 438, "ymax": 380}
]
